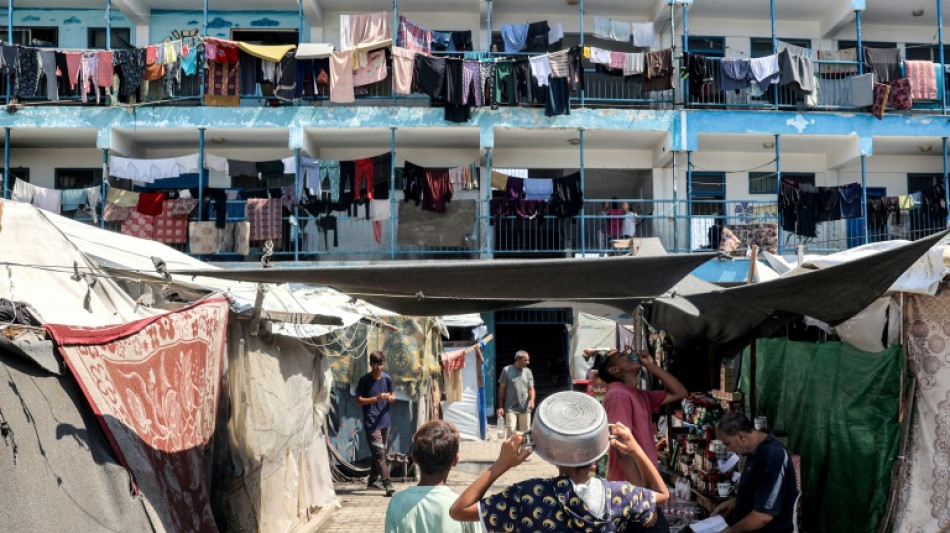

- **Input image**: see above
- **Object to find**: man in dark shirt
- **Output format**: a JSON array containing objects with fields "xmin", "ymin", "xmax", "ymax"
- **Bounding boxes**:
[
  {"xmin": 356, "ymin": 350, "xmax": 397, "ymax": 496},
  {"xmin": 712, "ymin": 413, "xmax": 798, "ymax": 533}
]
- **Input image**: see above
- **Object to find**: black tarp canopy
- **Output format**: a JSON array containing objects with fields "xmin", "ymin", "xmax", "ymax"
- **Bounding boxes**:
[
  {"xmin": 171, "ymin": 253, "xmax": 716, "ymax": 316},
  {"xmin": 644, "ymin": 231, "xmax": 947, "ymax": 349}
]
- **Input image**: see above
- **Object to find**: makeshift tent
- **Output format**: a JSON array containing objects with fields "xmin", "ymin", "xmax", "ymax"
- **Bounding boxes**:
[
  {"xmin": 1, "ymin": 200, "xmax": 353, "ymax": 532},
  {"xmin": 442, "ymin": 343, "xmax": 488, "ymax": 441},
  {"xmin": 169, "ymin": 253, "xmax": 717, "ymax": 315},
  {"xmin": 892, "ymin": 287, "xmax": 950, "ymax": 532},
  {"xmin": 0, "ymin": 338, "xmax": 155, "ymax": 532},
  {"xmin": 741, "ymin": 338, "xmax": 902, "ymax": 533}
]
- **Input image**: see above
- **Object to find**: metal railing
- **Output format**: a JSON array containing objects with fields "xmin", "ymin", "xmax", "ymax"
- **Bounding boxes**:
[{"xmin": 60, "ymin": 195, "xmax": 946, "ymax": 262}]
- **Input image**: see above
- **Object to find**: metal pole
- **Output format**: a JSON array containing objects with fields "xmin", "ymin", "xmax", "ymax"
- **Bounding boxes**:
[
  {"xmin": 486, "ymin": 0, "xmax": 492, "ymax": 53},
  {"xmin": 200, "ymin": 0, "xmax": 208, "ymax": 102},
  {"xmin": 770, "ymin": 0, "xmax": 778, "ymax": 108},
  {"xmin": 106, "ymin": 0, "xmax": 112, "ymax": 50},
  {"xmin": 294, "ymin": 148, "xmax": 301, "ymax": 261},
  {"xmin": 939, "ymin": 0, "xmax": 947, "ymax": 115},
  {"xmin": 672, "ymin": 152, "xmax": 679, "ymax": 252},
  {"xmin": 390, "ymin": 127, "xmax": 397, "ymax": 259},
  {"xmin": 775, "ymin": 134, "xmax": 782, "ymax": 253},
  {"xmin": 393, "ymin": 0, "xmax": 399, "ymax": 104},
  {"xmin": 485, "ymin": 147, "xmax": 494, "ymax": 258},
  {"xmin": 579, "ymin": 128, "xmax": 586, "ymax": 254},
  {"xmin": 944, "ymin": 137, "xmax": 949, "ymax": 228},
  {"xmin": 670, "ymin": 2, "xmax": 676, "ymax": 107},
  {"xmin": 682, "ymin": 4, "xmax": 689, "ymax": 105},
  {"xmin": 2, "ymin": 127, "xmax": 8, "ymax": 199},
  {"xmin": 686, "ymin": 151, "xmax": 692, "ymax": 251},
  {"xmin": 6, "ymin": 0, "xmax": 12, "ymax": 104},
  {"xmin": 198, "ymin": 128, "xmax": 205, "ymax": 228},
  {"xmin": 100, "ymin": 149, "xmax": 108, "ymax": 228},
  {"xmin": 579, "ymin": 0, "xmax": 585, "ymax": 106},
  {"xmin": 298, "ymin": 0, "xmax": 304, "ymax": 45},
  {"xmin": 861, "ymin": 154, "xmax": 869, "ymax": 244},
  {"xmin": 750, "ymin": 339, "xmax": 757, "ymax": 420},
  {"xmin": 856, "ymin": 10, "xmax": 864, "ymax": 75}
]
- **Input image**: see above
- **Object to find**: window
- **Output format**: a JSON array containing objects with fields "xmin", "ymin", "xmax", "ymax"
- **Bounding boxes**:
[
  {"xmin": 12, "ymin": 27, "xmax": 58, "ymax": 46},
  {"xmin": 908, "ymin": 173, "xmax": 943, "ymax": 194},
  {"xmin": 838, "ymin": 40, "xmax": 896, "ymax": 50},
  {"xmin": 690, "ymin": 172, "xmax": 725, "ymax": 215},
  {"xmin": 55, "ymin": 168, "xmax": 102, "ymax": 190},
  {"xmin": 905, "ymin": 44, "xmax": 950, "ymax": 62},
  {"xmin": 748, "ymin": 172, "xmax": 815, "ymax": 194},
  {"xmin": 88, "ymin": 28, "xmax": 132, "ymax": 50},
  {"xmin": 687, "ymin": 36, "xmax": 725, "ymax": 58},
  {"xmin": 230, "ymin": 29, "xmax": 298, "ymax": 45},
  {"xmin": 750, "ymin": 38, "xmax": 811, "ymax": 58}
]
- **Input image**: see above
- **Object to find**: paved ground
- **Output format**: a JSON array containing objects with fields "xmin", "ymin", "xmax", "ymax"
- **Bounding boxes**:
[{"xmin": 319, "ymin": 438, "xmax": 558, "ymax": 533}]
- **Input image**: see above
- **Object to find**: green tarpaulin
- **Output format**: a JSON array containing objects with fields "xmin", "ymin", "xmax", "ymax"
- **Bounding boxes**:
[{"xmin": 740, "ymin": 338, "xmax": 902, "ymax": 533}]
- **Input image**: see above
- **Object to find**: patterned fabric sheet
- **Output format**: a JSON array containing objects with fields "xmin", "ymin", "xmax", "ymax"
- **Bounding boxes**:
[{"xmin": 45, "ymin": 298, "xmax": 230, "ymax": 533}]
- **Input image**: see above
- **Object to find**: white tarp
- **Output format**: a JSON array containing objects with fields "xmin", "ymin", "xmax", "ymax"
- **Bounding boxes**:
[
  {"xmin": 764, "ymin": 240, "xmax": 948, "ymax": 295},
  {"xmin": 441, "ymin": 348, "xmax": 482, "ymax": 441},
  {"xmin": 0, "ymin": 200, "xmax": 158, "ymax": 326},
  {"xmin": 48, "ymin": 211, "xmax": 379, "ymax": 338},
  {"xmin": 570, "ymin": 312, "xmax": 618, "ymax": 380}
]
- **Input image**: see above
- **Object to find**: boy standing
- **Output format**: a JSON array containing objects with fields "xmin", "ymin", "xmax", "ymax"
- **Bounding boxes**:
[
  {"xmin": 356, "ymin": 351, "xmax": 397, "ymax": 496},
  {"xmin": 385, "ymin": 420, "xmax": 478, "ymax": 533}
]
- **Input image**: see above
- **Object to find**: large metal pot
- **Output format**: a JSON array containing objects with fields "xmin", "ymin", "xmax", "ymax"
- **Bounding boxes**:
[{"xmin": 530, "ymin": 391, "xmax": 610, "ymax": 467}]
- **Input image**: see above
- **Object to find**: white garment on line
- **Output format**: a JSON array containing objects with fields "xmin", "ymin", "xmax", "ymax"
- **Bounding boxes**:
[
  {"xmin": 203, "ymin": 153, "xmax": 229, "ymax": 173},
  {"xmin": 84, "ymin": 185, "xmax": 101, "ymax": 224},
  {"xmin": 176, "ymin": 153, "xmax": 201, "ymax": 174},
  {"xmin": 281, "ymin": 156, "xmax": 296, "ymax": 174},
  {"xmin": 624, "ymin": 53, "xmax": 644, "ymax": 76},
  {"xmin": 339, "ymin": 15, "xmax": 353, "ymax": 51},
  {"xmin": 529, "ymin": 55, "xmax": 552, "ymax": 86},
  {"xmin": 31, "ymin": 186, "xmax": 62, "ymax": 214},
  {"xmin": 590, "ymin": 47, "xmax": 612, "ymax": 65},
  {"xmin": 749, "ymin": 54, "xmax": 780, "ymax": 84},
  {"xmin": 371, "ymin": 199, "xmax": 392, "ymax": 221},
  {"xmin": 109, "ymin": 156, "xmax": 181, "ymax": 183},
  {"xmin": 609, "ymin": 20, "xmax": 632, "ymax": 43},
  {"xmin": 631, "ymin": 22, "xmax": 654, "ymax": 47},
  {"xmin": 548, "ymin": 22, "xmax": 564, "ymax": 45},
  {"xmin": 12, "ymin": 179, "xmax": 35, "ymax": 203},
  {"xmin": 593, "ymin": 16, "xmax": 611, "ymax": 40},
  {"xmin": 261, "ymin": 60, "xmax": 277, "ymax": 84}
]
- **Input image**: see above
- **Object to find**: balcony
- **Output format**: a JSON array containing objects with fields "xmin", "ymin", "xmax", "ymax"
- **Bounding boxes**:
[{"xmin": 61, "ymin": 197, "xmax": 947, "ymax": 263}]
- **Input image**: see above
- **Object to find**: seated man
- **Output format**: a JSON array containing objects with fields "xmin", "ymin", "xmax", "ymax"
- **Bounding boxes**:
[
  {"xmin": 384, "ymin": 420, "xmax": 477, "ymax": 533},
  {"xmin": 450, "ymin": 392, "xmax": 669, "ymax": 532},
  {"xmin": 712, "ymin": 413, "xmax": 799, "ymax": 533}
]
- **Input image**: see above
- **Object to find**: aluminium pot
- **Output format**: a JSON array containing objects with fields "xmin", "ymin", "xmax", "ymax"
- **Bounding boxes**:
[{"xmin": 529, "ymin": 391, "xmax": 610, "ymax": 467}]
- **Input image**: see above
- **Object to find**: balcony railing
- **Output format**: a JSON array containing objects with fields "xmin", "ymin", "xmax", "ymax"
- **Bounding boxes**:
[{"xmin": 65, "ymin": 197, "xmax": 947, "ymax": 262}]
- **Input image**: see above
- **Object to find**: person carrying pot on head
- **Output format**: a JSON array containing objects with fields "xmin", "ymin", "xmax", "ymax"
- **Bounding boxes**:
[
  {"xmin": 450, "ymin": 391, "xmax": 669, "ymax": 532},
  {"xmin": 496, "ymin": 350, "xmax": 535, "ymax": 439},
  {"xmin": 711, "ymin": 413, "xmax": 799, "ymax": 533},
  {"xmin": 594, "ymin": 346, "xmax": 687, "ymax": 533}
]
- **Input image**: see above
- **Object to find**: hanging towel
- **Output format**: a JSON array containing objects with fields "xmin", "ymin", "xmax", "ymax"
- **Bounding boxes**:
[
  {"xmin": 593, "ymin": 16, "xmax": 611, "ymax": 40},
  {"xmin": 863, "ymin": 47, "xmax": 901, "ymax": 84},
  {"xmin": 849, "ymin": 73, "xmax": 875, "ymax": 106},
  {"xmin": 631, "ymin": 22, "xmax": 654, "ymax": 47},
  {"xmin": 60, "ymin": 189, "xmax": 87, "ymax": 212},
  {"xmin": 623, "ymin": 53, "xmax": 644, "ymax": 77},
  {"xmin": 778, "ymin": 49, "xmax": 815, "ymax": 94},
  {"xmin": 548, "ymin": 22, "xmax": 564, "ymax": 45},
  {"xmin": 749, "ymin": 54, "xmax": 780, "ymax": 91},
  {"xmin": 905, "ymin": 60, "xmax": 937, "ymax": 100},
  {"xmin": 609, "ymin": 20, "xmax": 632, "ymax": 43},
  {"xmin": 352, "ymin": 49, "xmax": 387, "ymax": 87},
  {"xmin": 391, "ymin": 46, "xmax": 415, "ymax": 95},
  {"xmin": 106, "ymin": 186, "xmax": 140, "ymax": 207},
  {"xmin": 329, "ymin": 50, "xmax": 355, "ymax": 103},
  {"xmin": 719, "ymin": 58, "xmax": 752, "ymax": 91},
  {"xmin": 441, "ymin": 348, "xmax": 467, "ymax": 403},
  {"xmin": 642, "ymin": 49, "xmax": 674, "ymax": 91}
]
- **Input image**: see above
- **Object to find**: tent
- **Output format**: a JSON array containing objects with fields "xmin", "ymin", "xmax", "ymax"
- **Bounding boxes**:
[{"xmin": 0, "ymin": 199, "xmax": 371, "ymax": 532}]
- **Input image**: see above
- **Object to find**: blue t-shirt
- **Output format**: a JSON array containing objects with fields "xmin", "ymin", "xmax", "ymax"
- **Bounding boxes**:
[
  {"xmin": 356, "ymin": 372, "xmax": 394, "ymax": 431},
  {"xmin": 479, "ymin": 475, "xmax": 655, "ymax": 533},
  {"xmin": 731, "ymin": 434, "xmax": 798, "ymax": 533}
]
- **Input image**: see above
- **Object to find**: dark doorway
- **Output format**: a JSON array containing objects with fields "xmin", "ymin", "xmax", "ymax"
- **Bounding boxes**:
[{"xmin": 494, "ymin": 309, "xmax": 572, "ymax": 411}]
